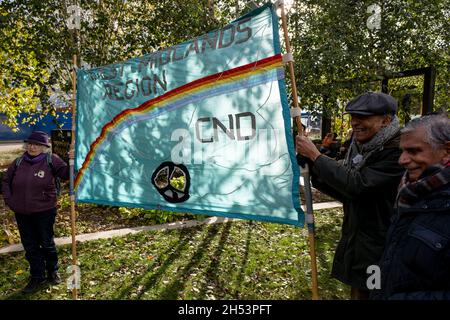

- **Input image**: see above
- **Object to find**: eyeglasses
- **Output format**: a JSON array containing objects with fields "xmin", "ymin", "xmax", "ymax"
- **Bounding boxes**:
[{"xmin": 26, "ymin": 143, "xmax": 44, "ymax": 147}]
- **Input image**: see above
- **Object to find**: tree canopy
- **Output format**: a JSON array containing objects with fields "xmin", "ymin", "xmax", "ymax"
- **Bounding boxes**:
[
  {"xmin": 288, "ymin": 0, "xmax": 449, "ymax": 121},
  {"xmin": 1, "ymin": 0, "xmax": 448, "ymax": 128}
]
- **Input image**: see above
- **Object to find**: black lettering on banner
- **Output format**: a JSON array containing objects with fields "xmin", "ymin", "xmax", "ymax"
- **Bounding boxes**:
[
  {"xmin": 99, "ymin": 66, "xmax": 117, "ymax": 80},
  {"xmin": 235, "ymin": 112, "xmax": 256, "ymax": 141},
  {"xmin": 201, "ymin": 30, "xmax": 218, "ymax": 52},
  {"xmin": 196, "ymin": 113, "xmax": 256, "ymax": 143},
  {"xmin": 153, "ymin": 70, "xmax": 167, "ymax": 94},
  {"xmin": 102, "ymin": 71, "xmax": 168, "ymax": 101},
  {"xmin": 112, "ymin": 83, "xmax": 124, "ymax": 100},
  {"xmin": 124, "ymin": 79, "xmax": 136, "ymax": 99},
  {"xmin": 141, "ymin": 76, "xmax": 153, "ymax": 96},
  {"xmin": 236, "ymin": 17, "xmax": 252, "ymax": 44},
  {"xmin": 172, "ymin": 45, "xmax": 184, "ymax": 61},
  {"xmin": 138, "ymin": 54, "xmax": 157, "ymax": 72},
  {"xmin": 159, "ymin": 48, "xmax": 172, "ymax": 66},
  {"xmin": 95, "ymin": 19, "xmax": 255, "ymax": 103},
  {"xmin": 184, "ymin": 39, "xmax": 200, "ymax": 59},
  {"xmin": 196, "ymin": 117, "xmax": 213, "ymax": 143},
  {"xmin": 89, "ymin": 18, "xmax": 253, "ymax": 89},
  {"xmin": 213, "ymin": 114, "xmax": 235, "ymax": 141},
  {"xmin": 119, "ymin": 63, "xmax": 125, "ymax": 78},
  {"xmin": 102, "ymin": 84, "xmax": 114, "ymax": 100},
  {"xmin": 218, "ymin": 24, "xmax": 235, "ymax": 49}
]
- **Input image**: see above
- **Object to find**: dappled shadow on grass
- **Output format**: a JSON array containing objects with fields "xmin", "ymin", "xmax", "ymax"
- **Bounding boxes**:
[
  {"xmin": 232, "ymin": 221, "xmax": 252, "ymax": 299},
  {"xmin": 113, "ymin": 228, "xmax": 193, "ymax": 299},
  {"xmin": 157, "ymin": 223, "xmax": 223, "ymax": 299},
  {"xmin": 196, "ymin": 221, "xmax": 233, "ymax": 299}
]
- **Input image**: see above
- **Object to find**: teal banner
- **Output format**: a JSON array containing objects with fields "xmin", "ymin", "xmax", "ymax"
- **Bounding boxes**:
[{"xmin": 75, "ymin": 4, "xmax": 303, "ymax": 226}]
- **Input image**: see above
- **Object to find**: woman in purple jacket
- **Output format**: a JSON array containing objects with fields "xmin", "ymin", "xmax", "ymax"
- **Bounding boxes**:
[{"xmin": 2, "ymin": 131, "xmax": 69, "ymax": 293}]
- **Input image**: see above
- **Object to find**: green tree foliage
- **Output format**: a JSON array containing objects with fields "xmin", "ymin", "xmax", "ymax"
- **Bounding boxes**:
[
  {"xmin": 288, "ymin": 0, "xmax": 449, "ymax": 116},
  {"xmin": 1, "ymin": 0, "xmax": 72, "ymax": 127}
]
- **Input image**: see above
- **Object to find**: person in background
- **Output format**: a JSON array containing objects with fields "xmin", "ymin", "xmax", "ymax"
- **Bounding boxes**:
[
  {"xmin": 296, "ymin": 91, "xmax": 405, "ymax": 299},
  {"xmin": 320, "ymin": 132, "xmax": 334, "ymax": 153},
  {"xmin": 319, "ymin": 132, "xmax": 340, "ymax": 158},
  {"xmin": 1, "ymin": 131, "xmax": 70, "ymax": 293},
  {"xmin": 371, "ymin": 113, "xmax": 450, "ymax": 300}
]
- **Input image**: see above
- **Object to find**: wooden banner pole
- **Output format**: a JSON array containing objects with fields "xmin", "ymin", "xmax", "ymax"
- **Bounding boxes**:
[
  {"xmin": 69, "ymin": 54, "xmax": 78, "ymax": 300},
  {"xmin": 278, "ymin": 1, "xmax": 319, "ymax": 300}
]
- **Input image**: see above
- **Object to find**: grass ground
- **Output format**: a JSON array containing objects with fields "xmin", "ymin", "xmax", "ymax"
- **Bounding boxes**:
[{"xmin": 0, "ymin": 208, "xmax": 347, "ymax": 300}]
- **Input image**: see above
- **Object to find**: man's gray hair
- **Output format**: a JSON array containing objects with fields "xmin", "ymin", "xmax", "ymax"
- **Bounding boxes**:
[{"xmin": 401, "ymin": 112, "xmax": 450, "ymax": 150}]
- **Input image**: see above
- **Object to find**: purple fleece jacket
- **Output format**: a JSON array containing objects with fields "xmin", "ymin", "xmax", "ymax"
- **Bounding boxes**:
[{"xmin": 1, "ymin": 153, "xmax": 70, "ymax": 214}]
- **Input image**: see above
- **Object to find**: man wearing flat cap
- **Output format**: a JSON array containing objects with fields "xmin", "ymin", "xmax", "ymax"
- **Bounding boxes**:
[{"xmin": 296, "ymin": 91, "xmax": 405, "ymax": 299}]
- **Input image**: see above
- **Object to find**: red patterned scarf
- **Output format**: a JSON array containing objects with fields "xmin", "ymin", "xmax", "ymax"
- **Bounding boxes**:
[{"xmin": 397, "ymin": 159, "xmax": 450, "ymax": 208}]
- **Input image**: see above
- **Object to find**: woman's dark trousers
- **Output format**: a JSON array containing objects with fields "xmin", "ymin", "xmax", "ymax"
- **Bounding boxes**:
[{"xmin": 15, "ymin": 208, "xmax": 58, "ymax": 280}]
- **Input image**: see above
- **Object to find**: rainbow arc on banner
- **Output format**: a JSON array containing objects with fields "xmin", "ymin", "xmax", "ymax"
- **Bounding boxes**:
[{"xmin": 75, "ymin": 54, "xmax": 283, "ymax": 189}]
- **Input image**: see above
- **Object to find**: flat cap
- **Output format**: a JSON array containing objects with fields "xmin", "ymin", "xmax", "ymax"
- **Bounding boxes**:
[{"xmin": 345, "ymin": 92, "xmax": 397, "ymax": 116}]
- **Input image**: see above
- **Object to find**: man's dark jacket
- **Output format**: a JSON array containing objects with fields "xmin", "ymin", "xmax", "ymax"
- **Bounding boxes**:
[
  {"xmin": 309, "ymin": 132, "xmax": 404, "ymax": 289},
  {"xmin": 371, "ymin": 173, "xmax": 450, "ymax": 299}
]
